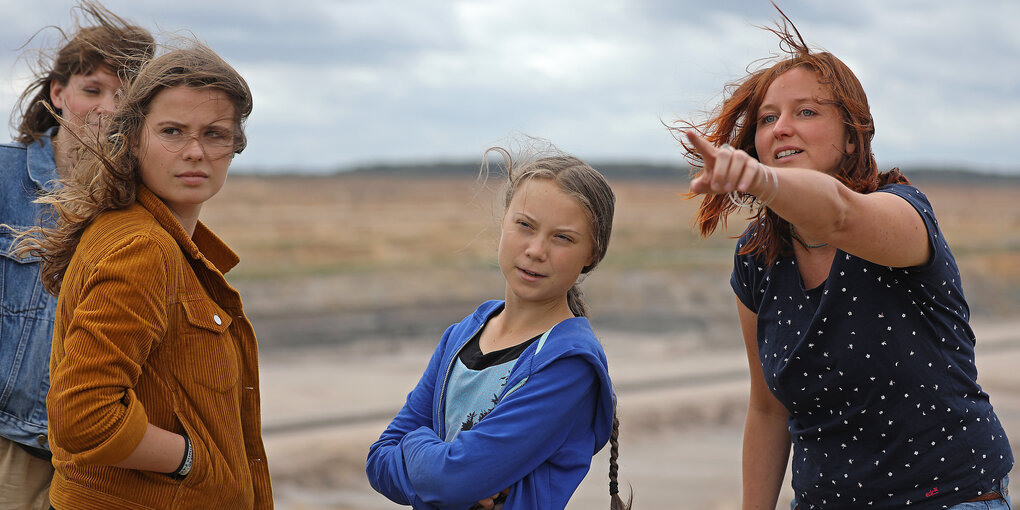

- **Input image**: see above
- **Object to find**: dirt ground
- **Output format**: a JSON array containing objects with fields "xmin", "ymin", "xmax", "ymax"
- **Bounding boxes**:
[
  {"xmin": 257, "ymin": 319, "xmax": 1020, "ymax": 510},
  {"xmin": 193, "ymin": 173, "xmax": 1020, "ymax": 508}
]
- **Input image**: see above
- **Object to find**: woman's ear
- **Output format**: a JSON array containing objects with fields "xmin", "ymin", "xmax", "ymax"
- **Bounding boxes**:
[
  {"xmin": 130, "ymin": 129, "xmax": 144, "ymax": 156},
  {"xmin": 583, "ymin": 249, "xmax": 598, "ymax": 273},
  {"xmin": 49, "ymin": 80, "xmax": 67, "ymax": 110}
]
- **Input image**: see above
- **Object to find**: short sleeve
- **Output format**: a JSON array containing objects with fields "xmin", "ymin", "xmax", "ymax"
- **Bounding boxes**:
[
  {"xmin": 731, "ymin": 234, "xmax": 760, "ymax": 312},
  {"xmin": 874, "ymin": 183, "xmax": 949, "ymax": 274}
]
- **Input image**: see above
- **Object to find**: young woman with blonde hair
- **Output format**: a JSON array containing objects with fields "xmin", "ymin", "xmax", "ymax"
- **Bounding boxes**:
[{"xmin": 368, "ymin": 148, "xmax": 631, "ymax": 510}]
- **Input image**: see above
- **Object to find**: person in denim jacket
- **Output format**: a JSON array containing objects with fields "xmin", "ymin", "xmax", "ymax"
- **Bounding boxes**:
[{"xmin": 0, "ymin": 3, "xmax": 152, "ymax": 508}]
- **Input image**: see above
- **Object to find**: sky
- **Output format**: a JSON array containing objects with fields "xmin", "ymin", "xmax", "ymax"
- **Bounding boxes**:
[{"xmin": 1, "ymin": 0, "xmax": 1018, "ymax": 174}]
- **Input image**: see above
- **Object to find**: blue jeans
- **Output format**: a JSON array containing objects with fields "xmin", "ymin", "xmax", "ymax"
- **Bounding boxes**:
[
  {"xmin": 946, "ymin": 475, "xmax": 1012, "ymax": 510},
  {"xmin": 790, "ymin": 475, "xmax": 1011, "ymax": 510}
]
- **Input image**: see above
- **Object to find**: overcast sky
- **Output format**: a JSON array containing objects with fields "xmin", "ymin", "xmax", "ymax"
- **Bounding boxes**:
[{"xmin": 2, "ymin": 0, "xmax": 1017, "ymax": 174}]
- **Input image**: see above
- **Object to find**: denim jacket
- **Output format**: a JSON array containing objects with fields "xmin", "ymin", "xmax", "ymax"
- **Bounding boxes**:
[{"xmin": 0, "ymin": 130, "xmax": 59, "ymax": 452}]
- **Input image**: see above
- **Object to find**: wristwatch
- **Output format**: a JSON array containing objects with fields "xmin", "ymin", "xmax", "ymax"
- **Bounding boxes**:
[{"xmin": 168, "ymin": 434, "xmax": 193, "ymax": 480}]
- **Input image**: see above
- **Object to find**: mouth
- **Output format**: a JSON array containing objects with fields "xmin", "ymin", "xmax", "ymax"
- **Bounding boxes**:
[
  {"xmin": 775, "ymin": 149, "xmax": 803, "ymax": 161},
  {"xmin": 176, "ymin": 172, "xmax": 209, "ymax": 185},
  {"xmin": 517, "ymin": 267, "xmax": 545, "ymax": 280}
]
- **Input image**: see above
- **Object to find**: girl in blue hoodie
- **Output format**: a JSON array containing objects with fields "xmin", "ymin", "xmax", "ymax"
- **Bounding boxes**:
[{"xmin": 367, "ymin": 148, "xmax": 630, "ymax": 510}]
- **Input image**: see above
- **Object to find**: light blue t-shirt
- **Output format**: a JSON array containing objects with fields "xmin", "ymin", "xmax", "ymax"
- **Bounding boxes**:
[{"xmin": 444, "ymin": 315, "xmax": 539, "ymax": 441}]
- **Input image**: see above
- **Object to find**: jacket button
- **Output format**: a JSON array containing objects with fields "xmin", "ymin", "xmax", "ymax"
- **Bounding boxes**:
[
  {"xmin": 36, "ymin": 434, "xmax": 47, "ymax": 446},
  {"xmin": 213, "ymin": 314, "xmax": 222, "ymax": 325}
]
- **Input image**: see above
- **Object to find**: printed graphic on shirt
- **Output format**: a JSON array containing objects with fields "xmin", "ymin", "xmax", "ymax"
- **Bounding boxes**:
[
  {"xmin": 444, "ymin": 359, "xmax": 512, "ymax": 441},
  {"xmin": 443, "ymin": 322, "xmax": 539, "ymax": 442}
]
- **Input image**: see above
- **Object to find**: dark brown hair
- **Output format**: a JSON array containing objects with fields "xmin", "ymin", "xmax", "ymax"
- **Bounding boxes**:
[
  {"xmin": 672, "ymin": 5, "xmax": 907, "ymax": 264},
  {"xmin": 12, "ymin": 0, "xmax": 154, "ymax": 144}
]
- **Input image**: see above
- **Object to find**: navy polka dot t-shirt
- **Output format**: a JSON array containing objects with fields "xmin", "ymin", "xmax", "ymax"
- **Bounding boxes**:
[{"xmin": 731, "ymin": 184, "xmax": 1013, "ymax": 509}]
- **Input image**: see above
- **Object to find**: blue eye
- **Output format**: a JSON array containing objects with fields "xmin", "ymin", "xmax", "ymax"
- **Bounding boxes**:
[
  {"xmin": 759, "ymin": 114, "xmax": 778, "ymax": 125},
  {"xmin": 800, "ymin": 109, "xmax": 817, "ymax": 117}
]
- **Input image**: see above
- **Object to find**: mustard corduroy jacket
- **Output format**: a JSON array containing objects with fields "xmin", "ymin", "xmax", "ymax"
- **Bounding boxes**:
[{"xmin": 47, "ymin": 185, "xmax": 272, "ymax": 509}]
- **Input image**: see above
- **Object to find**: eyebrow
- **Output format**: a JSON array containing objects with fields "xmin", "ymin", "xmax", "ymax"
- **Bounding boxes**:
[
  {"xmin": 152, "ymin": 117, "xmax": 233, "ymax": 127},
  {"xmin": 81, "ymin": 76, "xmax": 119, "ymax": 85},
  {"xmin": 513, "ymin": 212, "xmax": 583, "ymax": 236},
  {"xmin": 758, "ymin": 96, "xmax": 824, "ymax": 112}
]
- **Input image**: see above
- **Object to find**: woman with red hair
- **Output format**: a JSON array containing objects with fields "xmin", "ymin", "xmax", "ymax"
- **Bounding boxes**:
[{"xmin": 675, "ymin": 10, "xmax": 1012, "ymax": 510}]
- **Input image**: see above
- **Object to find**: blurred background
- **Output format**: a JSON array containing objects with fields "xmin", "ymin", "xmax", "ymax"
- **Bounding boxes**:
[{"xmin": 3, "ymin": 1, "xmax": 1019, "ymax": 508}]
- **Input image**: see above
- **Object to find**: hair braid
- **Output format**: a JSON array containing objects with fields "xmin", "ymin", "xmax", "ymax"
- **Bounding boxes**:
[{"xmin": 608, "ymin": 410, "xmax": 632, "ymax": 509}]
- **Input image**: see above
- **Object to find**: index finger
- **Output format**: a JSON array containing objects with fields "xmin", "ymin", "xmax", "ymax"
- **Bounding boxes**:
[{"xmin": 685, "ymin": 130, "xmax": 719, "ymax": 162}]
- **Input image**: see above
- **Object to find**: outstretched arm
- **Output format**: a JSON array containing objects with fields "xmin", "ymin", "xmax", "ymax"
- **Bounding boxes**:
[
  {"xmin": 49, "ymin": 235, "xmax": 185, "ymax": 473},
  {"xmin": 687, "ymin": 131, "xmax": 930, "ymax": 268}
]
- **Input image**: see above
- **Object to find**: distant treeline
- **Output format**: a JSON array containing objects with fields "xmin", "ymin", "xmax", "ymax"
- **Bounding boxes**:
[
  {"xmin": 235, "ymin": 161, "xmax": 1019, "ymax": 185},
  {"xmin": 336, "ymin": 161, "xmax": 1019, "ymax": 185},
  {"xmin": 343, "ymin": 161, "xmax": 689, "ymax": 180}
]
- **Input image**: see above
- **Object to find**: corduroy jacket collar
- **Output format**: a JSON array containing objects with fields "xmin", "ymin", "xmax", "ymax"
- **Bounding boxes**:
[{"xmin": 134, "ymin": 184, "xmax": 239, "ymax": 275}]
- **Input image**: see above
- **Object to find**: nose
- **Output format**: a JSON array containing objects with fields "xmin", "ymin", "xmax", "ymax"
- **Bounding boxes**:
[
  {"xmin": 524, "ymin": 236, "xmax": 548, "ymax": 261},
  {"xmin": 180, "ymin": 134, "xmax": 205, "ymax": 160},
  {"xmin": 772, "ymin": 112, "xmax": 794, "ymax": 138},
  {"xmin": 96, "ymin": 91, "xmax": 117, "ymax": 116}
]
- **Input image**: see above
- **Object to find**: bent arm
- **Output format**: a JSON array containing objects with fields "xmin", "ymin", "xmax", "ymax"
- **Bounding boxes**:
[
  {"xmin": 48, "ymin": 236, "xmax": 182, "ymax": 470},
  {"xmin": 113, "ymin": 423, "xmax": 186, "ymax": 474},
  {"xmin": 366, "ymin": 335, "xmax": 447, "ymax": 508},
  {"xmin": 737, "ymin": 298, "xmax": 791, "ymax": 510},
  {"xmin": 401, "ymin": 356, "xmax": 599, "ymax": 508}
]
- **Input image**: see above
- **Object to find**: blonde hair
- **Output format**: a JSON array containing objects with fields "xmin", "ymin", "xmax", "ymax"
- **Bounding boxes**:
[
  {"xmin": 484, "ymin": 145, "xmax": 631, "ymax": 509},
  {"xmin": 15, "ymin": 42, "xmax": 252, "ymax": 295},
  {"xmin": 486, "ymin": 147, "xmax": 615, "ymax": 318}
]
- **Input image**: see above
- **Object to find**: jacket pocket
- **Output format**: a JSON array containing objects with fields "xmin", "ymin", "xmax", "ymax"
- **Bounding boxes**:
[
  {"xmin": 178, "ymin": 295, "xmax": 239, "ymax": 393},
  {"xmin": 173, "ymin": 414, "xmax": 208, "ymax": 491},
  {"xmin": 171, "ymin": 411, "xmax": 252, "ymax": 508},
  {"xmin": 0, "ymin": 225, "xmax": 49, "ymax": 314}
]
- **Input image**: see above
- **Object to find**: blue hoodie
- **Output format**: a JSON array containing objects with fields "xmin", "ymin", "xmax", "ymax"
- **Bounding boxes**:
[{"xmin": 367, "ymin": 300, "xmax": 616, "ymax": 510}]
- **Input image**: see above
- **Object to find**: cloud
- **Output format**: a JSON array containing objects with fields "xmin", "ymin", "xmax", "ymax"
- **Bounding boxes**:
[{"xmin": 1, "ymin": 0, "xmax": 1017, "ymax": 173}]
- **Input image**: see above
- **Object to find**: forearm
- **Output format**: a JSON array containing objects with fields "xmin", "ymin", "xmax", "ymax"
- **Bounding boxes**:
[
  {"xmin": 741, "ymin": 406, "xmax": 791, "ymax": 510},
  {"xmin": 367, "ymin": 438, "xmax": 418, "ymax": 506},
  {"xmin": 113, "ymin": 423, "xmax": 186, "ymax": 474},
  {"xmin": 754, "ymin": 166, "xmax": 850, "ymax": 241},
  {"xmin": 403, "ymin": 359, "xmax": 597, "ymax": 505}
]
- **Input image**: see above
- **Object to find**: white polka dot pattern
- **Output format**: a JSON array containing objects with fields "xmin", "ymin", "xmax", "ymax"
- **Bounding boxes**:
[{"xmin": 731, "ymin": 184, "xmax": 1013, "ymax": 509}]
